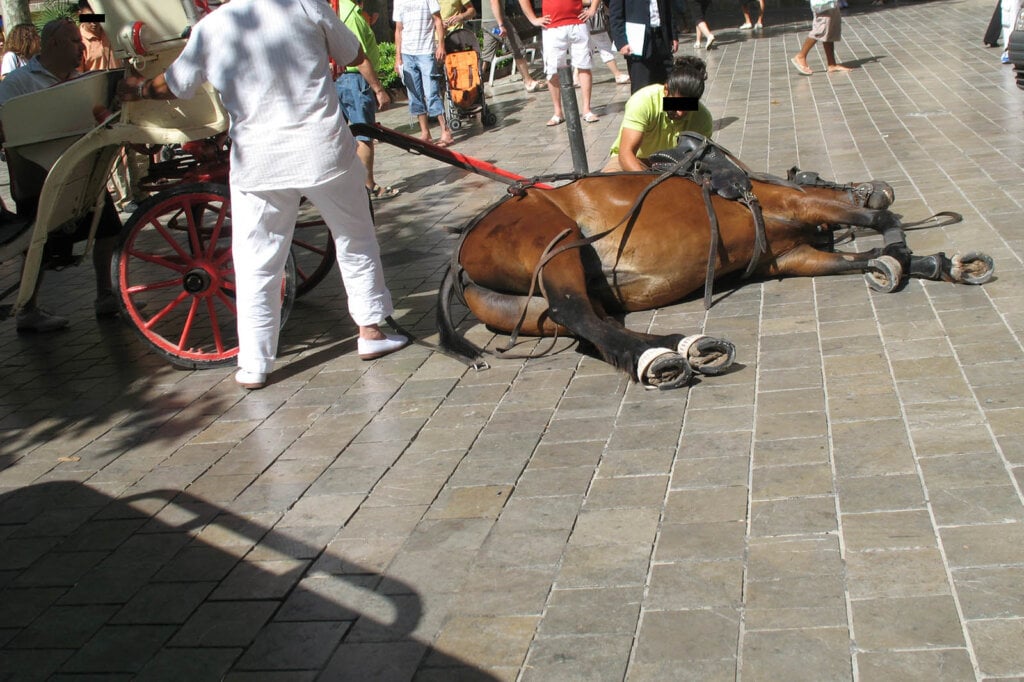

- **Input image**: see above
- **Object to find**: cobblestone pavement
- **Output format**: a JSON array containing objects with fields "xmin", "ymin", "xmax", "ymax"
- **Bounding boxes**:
[{"xmin": 2, "ymin": 0, "xmax": 1024, "ymax": 678}]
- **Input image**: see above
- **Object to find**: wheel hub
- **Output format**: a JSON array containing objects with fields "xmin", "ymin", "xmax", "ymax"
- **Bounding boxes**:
[{"xmin": 183, "ymin": 268, "xmax": 213, "ymax": 294}]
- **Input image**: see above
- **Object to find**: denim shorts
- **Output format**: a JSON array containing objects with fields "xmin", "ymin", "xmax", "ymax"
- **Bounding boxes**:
[
  {"xmin": 402, "ymin": 52, "xmax": 444, "ymax": 117},
  {"xmin": 336, "ymin": 72, "xmax": 376, "ymax": 142}
]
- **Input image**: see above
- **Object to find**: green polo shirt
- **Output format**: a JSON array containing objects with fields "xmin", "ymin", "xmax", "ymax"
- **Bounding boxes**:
[
  {"xmin": 338, "ymin": 0, "xmax": 380, "ymax": 73},
  {"xmin": 609, "ymin": 83, "xmax": 714, "ymax": 158}
]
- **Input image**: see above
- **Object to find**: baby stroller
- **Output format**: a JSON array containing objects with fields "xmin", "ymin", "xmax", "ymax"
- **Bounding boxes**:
[{"xmin": 433, "ymin": 48, "xmax": 497, "ymax": 130}]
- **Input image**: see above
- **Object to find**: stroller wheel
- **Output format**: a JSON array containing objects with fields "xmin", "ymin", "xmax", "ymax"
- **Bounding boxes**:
[
  {"xmin": 449, "ymin": 117, "xmax": 463, "ymax": 131},
  {"xmin": 483, "ymin": 111, "xmax": 498, "ymax": 126}
]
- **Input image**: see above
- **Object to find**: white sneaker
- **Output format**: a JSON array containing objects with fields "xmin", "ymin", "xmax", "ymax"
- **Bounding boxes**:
[
  {"xmin": 235, "ymin": 369, "xmax": 267, "ymax": 389},
  {"xmin": 739, "ymin": 22, "xmax": 753, "ymax": 29},
  {"xmin": 16, "ymin": 307, "xmax": 69, "ymax": 333},
  {"xmin": 357, "ymin": 334, "xmax": 409, "ymax": 360}
]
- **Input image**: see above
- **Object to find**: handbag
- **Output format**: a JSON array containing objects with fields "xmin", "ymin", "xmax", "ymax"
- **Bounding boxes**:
[{"xmin": 587, "ymin": 4, "xmax": 609, "ymax": 34}]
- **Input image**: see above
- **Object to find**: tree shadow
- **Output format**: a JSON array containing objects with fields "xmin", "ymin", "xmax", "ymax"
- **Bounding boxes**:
[{"xmin": 0, "ymin": 482, "xmax": 499, "ymax": 679}]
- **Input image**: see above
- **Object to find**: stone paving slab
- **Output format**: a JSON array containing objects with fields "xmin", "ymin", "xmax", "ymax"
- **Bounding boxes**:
[{"xmin": 2, "ymin": 0, "xmax": 1024, "ymax": 678}]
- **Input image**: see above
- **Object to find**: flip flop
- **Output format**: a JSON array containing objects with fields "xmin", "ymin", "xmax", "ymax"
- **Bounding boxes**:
[
  {"xmin": 546, "ymin": 115, "xmax": 565, "ymax": 127},
  {"xmin": 582, "ymin": 112, "xmax": 600, "ymax": 123},
  {"xmin": 369, "ymin": 184, "xmax": 399, "ymax": 201},
  {"xmin": 791, "ymin": 57, "xmax": 813, "ymax": 75}
]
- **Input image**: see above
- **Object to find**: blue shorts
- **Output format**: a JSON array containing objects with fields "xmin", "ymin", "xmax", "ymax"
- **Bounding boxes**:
[
  {"xmin": 336, "ymin": 72, "xmax": 376, "ymax": 142},
  {"xmin": 402, "ymin": 52, "xmax": 444, "ymax": 118}
]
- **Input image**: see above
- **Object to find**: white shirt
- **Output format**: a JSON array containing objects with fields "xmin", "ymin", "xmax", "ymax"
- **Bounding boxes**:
[
  {"xmin": 393, "ymin": 0, "xmax": 442, "ymax": 57},
  {"xmin": 1, "ymin": 51, "xmax": 29, "ymax": 78},
  {"xmin": 163, "ymin": 0, "xmax": 362, "ymax": 191},
  {"xmin": 648, "ymin": 0, "xmax": 661, "ymax": 28}
]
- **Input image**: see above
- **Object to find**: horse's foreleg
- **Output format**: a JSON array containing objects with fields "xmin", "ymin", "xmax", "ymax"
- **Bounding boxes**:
[{"xmin": 765, "ymin": 244, "xmax": 882, "ymax": 277}]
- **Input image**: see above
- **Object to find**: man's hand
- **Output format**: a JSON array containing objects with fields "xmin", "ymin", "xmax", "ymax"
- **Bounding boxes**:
[
  {"xmin": 671, "ymin": 39, "xmax": 678, "ymax": 53},
  {"xmin": 374, "ymin": 88, "xmax": 391, "ymax": 111},
  {"xmin": 619, "ymin": 44, "xmax": 632, "ymax": 55},
  {"xmin": 116, "ymin": 70, "xmax": 177, "ymax": 101},
  {"xmin": 531, "ymin": 13, "xmax": 552, "ymax": 26},
  {"xmin": 495, "ymin": 23, "xmax": 508, "ymax": 37},
  {"xmin": 435, "ymin": 44, "xmax": 446, "ymax": 61},
  {"xmin": 116, "ymin": 68, "xmax": 147, "ymax": 101}
]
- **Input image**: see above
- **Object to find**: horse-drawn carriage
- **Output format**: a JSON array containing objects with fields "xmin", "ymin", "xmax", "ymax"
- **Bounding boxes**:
[{"xmin": 0, "ymin": 0, "xmax": 336, "ymax": 367}]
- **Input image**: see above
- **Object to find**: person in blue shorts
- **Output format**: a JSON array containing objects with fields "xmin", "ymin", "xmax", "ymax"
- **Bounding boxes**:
[{"xmin": 336, "ymin": 0, "xmax": 398, "ymax": 200}]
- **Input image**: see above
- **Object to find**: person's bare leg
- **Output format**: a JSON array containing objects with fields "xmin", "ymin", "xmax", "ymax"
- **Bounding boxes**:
[
  {"xmin": 359, "ymin": 323, "xmax": 389, "ymax": 340},
  {"xmin": 756, "ymin": 0, "xmax": 765, "ymax": 26},
  {"xmin": 417, "ymin": 113, "xmax": 432, "ymax": 142},
  {"xmin": 547, "ymin": 72, "xmax": 564, "ymax": 119},
  {"xmin": 578, "ymin": 68, "xmax": 594, "ymax": 115},
  {"xmin": 793, "ymin": 37, "xmax": 816, "ymax": 72},
  {"xmin": 604, "ymin": 57, "xmax": 625, "ymax": 79},
  {"xmin": 514, "ymin": 56, "xmax": 543, "ymax": 88},
  {"xmin": 824, "ymin": 42, "xmax": 852, "ymax": 71},
  {"xmin": 437, "ymin": 114, "xmax": 455, "ymax": 146},
  {"xmin": 356, "ymin": 140, "xmax": 375, "ymax": 189},
  {"xmin": 695, "ymin": 20, "xmax": 714, "ymax": 46}
]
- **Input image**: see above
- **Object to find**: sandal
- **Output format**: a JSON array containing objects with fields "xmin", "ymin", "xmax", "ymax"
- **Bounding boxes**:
[
  {"xmin": 546, "ymin": 115, "xmax": 565, "ymax": 126},
  {"xmin": 525, "ymin": 81, "xmax": 547, "ymax": 92},
  {"xmin": 369, "ymin": 184, "xmax": 399, "ymax": 201},
  {"xmin": 582, "ymin": 111, "xmax": 600, "ymax": 123}
]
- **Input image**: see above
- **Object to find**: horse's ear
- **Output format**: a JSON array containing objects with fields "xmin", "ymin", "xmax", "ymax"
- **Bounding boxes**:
[{"xmin": 787, "ymin": 166, "xmax": 801, "ymax": 181}]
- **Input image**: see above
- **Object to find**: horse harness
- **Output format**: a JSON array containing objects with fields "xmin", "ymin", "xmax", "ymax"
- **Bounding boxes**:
[{"xmin": 648, "ymin": 133, "xmax": 771, "ymax": 309}]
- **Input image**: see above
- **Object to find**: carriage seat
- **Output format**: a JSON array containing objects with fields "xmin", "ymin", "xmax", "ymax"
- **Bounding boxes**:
[{"xmin": 648, "ymin": 133, "xmax": 753, "ymax": 201}]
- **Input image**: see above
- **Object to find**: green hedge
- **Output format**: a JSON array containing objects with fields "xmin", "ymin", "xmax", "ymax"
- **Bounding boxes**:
[{"xmin": 376, "ymin": 42, "xmax": 401, "ymax": 90}]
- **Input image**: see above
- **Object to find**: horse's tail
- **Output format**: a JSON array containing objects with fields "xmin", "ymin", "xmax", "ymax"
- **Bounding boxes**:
[{"xmin": 437, "ymin": 263, "xmax": 485, "ymax": 362}]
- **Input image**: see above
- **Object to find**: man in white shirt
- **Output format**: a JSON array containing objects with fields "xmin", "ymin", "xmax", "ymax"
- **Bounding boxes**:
[{"xmin": 121, "ymin": 0, "xmax": 407, "ymax": 389}]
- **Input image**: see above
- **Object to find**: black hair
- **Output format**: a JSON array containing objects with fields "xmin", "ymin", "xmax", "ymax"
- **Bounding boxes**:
[{"xmin": 666, "ymin": 56, "xmax": 707, "ymax": 99}]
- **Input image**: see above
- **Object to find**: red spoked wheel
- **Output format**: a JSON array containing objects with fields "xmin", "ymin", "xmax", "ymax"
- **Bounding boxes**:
[
  {"xmin": 293, "ymin": 198, "xmax": 336, "ymax": 298},
  {"xmin": 113, "ymin": 183, "xmax": 296, "ymax": 369}
]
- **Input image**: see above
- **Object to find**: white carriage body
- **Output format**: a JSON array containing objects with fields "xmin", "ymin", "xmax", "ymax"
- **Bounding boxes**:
[{"xmin": 1, "ymin": 0, "xmax": 229, "ymax": 314}]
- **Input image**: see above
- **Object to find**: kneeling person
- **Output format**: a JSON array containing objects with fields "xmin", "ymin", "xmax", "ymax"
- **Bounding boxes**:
[{"xmin": 602, "ymin": 57, "xmax": 712, "ymax": 172}]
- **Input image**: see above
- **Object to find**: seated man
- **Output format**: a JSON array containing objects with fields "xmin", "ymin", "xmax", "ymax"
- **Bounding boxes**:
[
  {"xmin": 602, "ymin": 56, "xmax": 713, "ymax": 172},
  {"xmin": 0, "ymin": 18, "xmax": 121, "ymax": 333}
]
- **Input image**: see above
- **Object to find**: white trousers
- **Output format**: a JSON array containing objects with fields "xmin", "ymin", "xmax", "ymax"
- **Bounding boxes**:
[{"xmin": 230, "ymin": 163, "xmax": 393, "ymax": 374}]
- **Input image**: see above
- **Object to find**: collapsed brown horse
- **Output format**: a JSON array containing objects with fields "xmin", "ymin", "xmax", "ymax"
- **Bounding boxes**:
[{"xmin": 437, "ymin": 137, "xmax": 994, "ymax": 390}]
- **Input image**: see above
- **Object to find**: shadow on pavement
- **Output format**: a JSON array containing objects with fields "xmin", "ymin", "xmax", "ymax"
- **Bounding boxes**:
[{"xmin": 0, "ymin": 482, "xmax": 499, "ymax": 679}]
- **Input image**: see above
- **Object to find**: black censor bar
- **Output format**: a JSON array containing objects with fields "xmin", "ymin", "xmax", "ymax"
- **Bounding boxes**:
[{"xmin": 663, "ymin": 96, "xmax": 699, "ymax": 111}]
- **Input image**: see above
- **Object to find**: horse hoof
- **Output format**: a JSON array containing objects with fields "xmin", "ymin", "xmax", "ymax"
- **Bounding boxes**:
[
  {"xmin": 677, "ymin": 335, "xmax": 736, "ymax": 376},
  {"xmin": 637, "ymin": 347, "xmax": 693, "ymax": 390},
  {"xmin": 951, "ymin": 252, "xmax": 995, "ymax": 285},
  {"xmin": 865, "ymin": 255, "xmax": 903, "ymax": 293}
]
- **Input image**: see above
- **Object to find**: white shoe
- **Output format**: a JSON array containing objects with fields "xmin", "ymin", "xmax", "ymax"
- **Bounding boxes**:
[
  {"xmin": 739, "ymin": 22, "xmax": 753, "ymax": 29},
  {"xmin": 357, "ymin": 334, "xmax": 409, "ymax": 360},
  {"xmin": 16, "ymin": 307, "xmax": 69, "ymax": 333},
  {"xmin": 235, "ymin": 369, "xmax": 267, "ymax": 389},
  {"xmin": 754, "ymin": 21, "xmax": 763, "ymax": 29}
]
